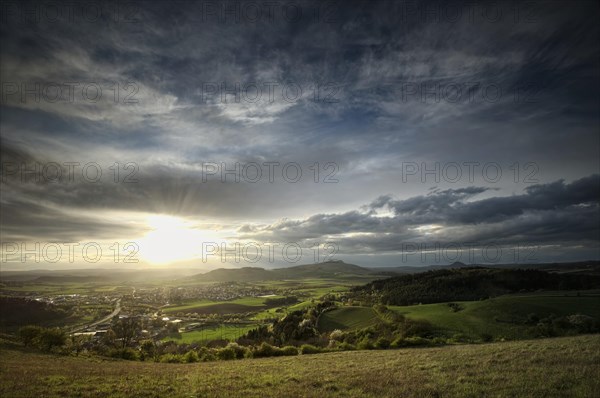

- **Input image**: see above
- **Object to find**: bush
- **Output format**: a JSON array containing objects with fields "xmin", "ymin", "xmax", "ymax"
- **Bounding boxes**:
[
  {"xmin": 281, "ymin": 346, "xmax": 299, "ymax": 356},
  {"xmin": 357, "ymin": 338, "xmax": 374, "ymax": 350},
  {"xmin": 183, "ymin": 350, "xmax": 199, "ymax": 363},
  {"xmin": 566, "ymin": 314, "xmax": 597, "ymax": 333},
  {"xmin": 480, "ymin": 333, "xmax": 494, "ymax": 342},
  {"xmin": 225, "ymin": 342, "xmax": 249, "ymax": 359},
  {"xmin": 108, "ymin": 347, "xmax": 139, "ymax": 361},
  {"xmin": 392, "ymin": 336, "xmax": 431, "ymax": 347},
  {"xmin": 299, "ymin": 344, "xmax": 321, "ymax": 355},
  {"xmin": 450, "ymin": 333, "xmax": 471, "ymax": 343},
  {"xmin": 37, "ymin": 328, "xmax": 67, "ymax": 352},
  {"xmin": 375, "ymin": 337, "xmax": 391, "ymax": 349},
  {"xmin": 18, "ymin": 326, "xmax": 66, "ymax": 352},
  {"xmin": 329, "ymin": 329, "xmax": 345, "ymax": 341},
  {"xmin": 18, "ymin": 325, "xmax": 42, "ymax": 346},
  {"xmin": 216, "ymin": 346, "xmax": 236, "ymax": 360},
  {"xmin": 253, "ymin": 342, "xmax": 282, "ymax": 358},
  {"xmin": 337, "ymin": 342, "xmax": 356, "ymax": 351},
  {"xmin": 197, "ymin": 347, "xmax": 217, "ymax": 362},
  {"xmin": 139, "ymin": 340, "xmax": 156, "ymax": 361},
  {"xmin": 159, "ymin": 353, "xmax": 183, "ymax": 363}
]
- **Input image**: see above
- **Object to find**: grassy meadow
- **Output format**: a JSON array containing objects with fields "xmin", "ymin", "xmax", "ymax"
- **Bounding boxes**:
[
  {"xmin": 1, "ymin": 335, "xmax": 598, "ymax": 398},
  {"xmin": 315, "ymin": 291, "xmax": 600, "ymax": 341},
  {"xmin": 162, "ymin": 324, "xmax": 259, "ymax": 343},
  {"xmin": 318, "ymin": 307, "xmax": 380, "ymax": 332},
  {"xmin": 389, "ymin": 292, "xmax": 600, "ymax": 340}
]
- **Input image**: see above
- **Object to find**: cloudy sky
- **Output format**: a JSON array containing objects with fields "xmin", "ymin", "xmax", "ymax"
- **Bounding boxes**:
[{"xmin": 1, "ymin": 0, "xmax": 598, "ymax": 269}]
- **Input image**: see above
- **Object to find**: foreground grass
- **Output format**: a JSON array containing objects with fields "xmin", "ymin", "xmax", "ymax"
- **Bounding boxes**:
[{"xmin": 1, "ymin": 335, "xmax": 599, "ymax": 397}]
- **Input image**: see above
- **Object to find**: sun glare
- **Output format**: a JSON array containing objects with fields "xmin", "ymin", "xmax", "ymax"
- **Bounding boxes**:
[{"xmin": 138, "ymin": 215, "xmax": 208, "ymax": 264}]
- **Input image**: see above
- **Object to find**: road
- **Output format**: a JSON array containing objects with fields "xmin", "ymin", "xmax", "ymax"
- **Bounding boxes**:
[{"xmin": 71, "ymin": 298, "xmax": 121, "ymax": 333}]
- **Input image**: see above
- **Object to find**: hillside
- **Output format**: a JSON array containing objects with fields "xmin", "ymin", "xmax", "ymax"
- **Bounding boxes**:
[
  {"xmin": 195, "ymin": 267, "xmax": 275, "ymax": 282},
  {"xmin": 1, "ymin": 335, "xmax": 598, "ymax": 397},
  {"xmin": 272, "ymin": 260, "xmax": 373, "ymax": 278},
  {"xmin": 194, "ymin": 260, "xmax": 375, "ymax": 282},
  {"xmin": 351, "ymin": 267, "xmax": 600, "ymax": 305},
  {"xmin": 0, "ymin": 297, "xmax": 70, "ymax": 329}
]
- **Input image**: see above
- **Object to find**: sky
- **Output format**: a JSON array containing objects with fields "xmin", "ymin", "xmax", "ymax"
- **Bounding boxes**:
[{"xmin": 0, "ymin": 0, "xmax": 599, "ymax": 270}]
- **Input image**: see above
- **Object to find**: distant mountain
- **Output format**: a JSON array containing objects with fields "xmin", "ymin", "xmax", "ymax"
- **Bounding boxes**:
[
  {"xmin": 193, "ymin": 260, "xmax": 375, "ymax": 282},
  {"xmin": 197, "ymin": 267, "xmax": 274, "ymax": 282},
  {"xmin": 3, "ymin": 261, "xmax": 598, "ymax": 284},
  {"xmin": 273, "ymin": 260, "xmax": 373, "ymax": 278}
]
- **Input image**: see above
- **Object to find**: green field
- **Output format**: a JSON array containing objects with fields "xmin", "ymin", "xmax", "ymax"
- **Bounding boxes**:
[
  {"xmin": 163, "ymin": 297, "xmax": 269, "ymax": 314},
  {"xmin": 314, "ymin": 291, "xmax": 600, "ymax": 340},
  {"xmin": 0, "ymin": 283, "xmax": 132, "ymax": 295},
  {"xmin": 318, "ymin": 307, "xmax": 379, "ymax": 332},
  {"xmin": 162, "ymin": 324, "xmax": 259, "ymax": 343},
  {"xmin": 1, "ymin": 335, "xmax": 598, "ymax": 397},
  {"xmin": 389, "ymin": 292, "xmax": 600, "ymax": 340}
]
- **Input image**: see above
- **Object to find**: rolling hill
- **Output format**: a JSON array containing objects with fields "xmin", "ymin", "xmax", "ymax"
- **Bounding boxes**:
[
  {"xmin": 193, "ymin": 260, "xmax": 376, "ymax": 282},
  {"xmin": 1, "ymin": 335, "xmax": 598, "ymax": 397},
  {"xmin": 350, "ymin": 267, "xmax": 600, "ymax": 305},
  {"xmin": 194, "ymin": 267, "xmax": 275, "ymax": 282}
]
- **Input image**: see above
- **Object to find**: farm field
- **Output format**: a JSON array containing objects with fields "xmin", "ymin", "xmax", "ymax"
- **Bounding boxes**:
[
  {"xmin": 162, "ymin": 324, "xmax": 259, "ymax": 343},
  {"xmin": 318, "ymin": 307, "xmax": 380, "ymax": 332},
  {"xmin": 313, "ymin": 291, "xmax": 600, "ymax": 340},
  {"xmin": 163, "ymin": 296, "xmax": 284, "ymax": 314},
  {"xmin": 389, "ymin": 292, "xmax": 600, "ymax": 340},
  {"xmin": 1, "ymin": 335, "xmax": 598, "ymax": 398}
]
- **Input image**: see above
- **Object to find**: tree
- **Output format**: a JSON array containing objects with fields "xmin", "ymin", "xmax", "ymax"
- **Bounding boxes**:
[
  {"xmin": 37, "ymin": 328, "xmax": 66, "ymax": 352},
  {"xmin": 18, "ymin": 325, "xmax": 42, "ymax": 347},
  {"xmin": 140, "ymin": 340, "xmax": 156, "ymax": 361},
  {"xmin": 112, "ymin": 317, "xmax": 141, "ymax": 348}
]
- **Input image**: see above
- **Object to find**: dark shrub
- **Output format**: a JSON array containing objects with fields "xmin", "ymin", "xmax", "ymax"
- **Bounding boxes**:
[
  {"xmin": 37, "ymin": 328, "xmax": 67, "ymax": 352},
  {"xmin": 18, "ymin": 325, "xmax": 42, "ymax": 346},
  {"xmin": 375, "ymin": 337, "xmax": 391, "ymax": 349},
  {"xmin": 299, "ymin": 344, "xmax": 321, "ymax": 354},
  {"xmin": 217, "ymin": 346, "xmax": 236, "ymax": 360},
  {"xmin": 253, "ymin": 342, "xmax": 282, "ymax": 358},
  {"xmin": 480, "ymin": 333, "xmax": 493, "ymax": 342},
  {"xmin": 357, "ymin": 338, "xmax": 374, "ymax": 350},
  {"xmin": 183, "ymin": 350, "xmax": 199, "ymax": 363},
  {"xmin": 108, "ymin": 347, "xmax": 140, "ymax": 361},
  {"xmin": 281, "ymin": 346, "xmax": 299, "ymax": 356},
  {"xmin": 159, "ymin": 353, "xmax": 183, "ymax": 363}
]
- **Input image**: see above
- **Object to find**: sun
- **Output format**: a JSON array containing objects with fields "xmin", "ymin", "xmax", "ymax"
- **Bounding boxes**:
[{"xmin": 138, "ymin": 215, "xmax": 206, "ymax": 264}]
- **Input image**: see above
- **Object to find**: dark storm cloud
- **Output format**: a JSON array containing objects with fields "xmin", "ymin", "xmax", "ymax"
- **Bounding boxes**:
[
  {"xmin": 371, "ymin": 176, "xmax": 600, "ymax": 225},
  {"xmin": 1, "ymin": 0, "xmax": 599, "ymax": 263},
  {"xmin": 240, "ymin": 175, "xmax": 600, "ymax": 253}
]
